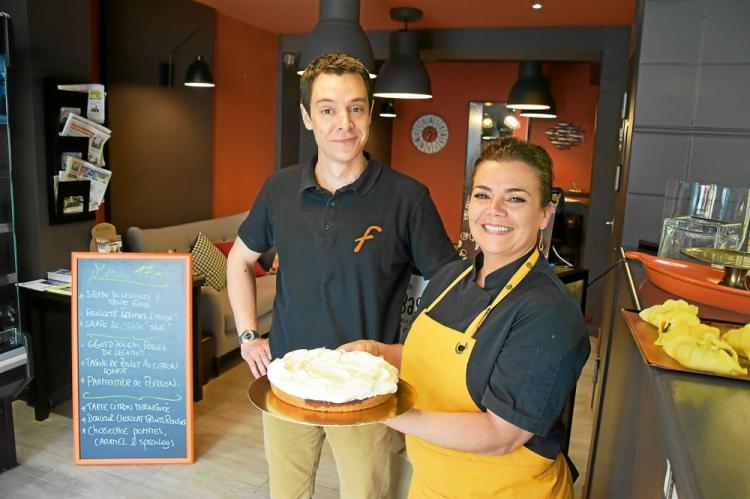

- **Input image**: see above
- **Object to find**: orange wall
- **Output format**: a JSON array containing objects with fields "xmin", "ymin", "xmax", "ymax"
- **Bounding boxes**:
[
  {"xmin": 391, "ymin": 61, "xmax": 598, "ymax": 241},
  {"xmin": 212, "ymin": 13, "xmax": 278, "ymax": 217},
  {"xmin": 529, "ymin": 63, "xmax": 599, "ymax": 195}
]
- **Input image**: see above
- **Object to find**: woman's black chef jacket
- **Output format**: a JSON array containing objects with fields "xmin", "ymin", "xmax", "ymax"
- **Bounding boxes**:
[{"xmin": 409, "ymin": 250, "xmax": 591, "ymax": 459}]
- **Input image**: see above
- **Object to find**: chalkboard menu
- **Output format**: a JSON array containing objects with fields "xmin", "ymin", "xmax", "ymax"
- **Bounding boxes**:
[{"xmin": 71, "ymin": 253, "xmax": 194, "ymax": 464}]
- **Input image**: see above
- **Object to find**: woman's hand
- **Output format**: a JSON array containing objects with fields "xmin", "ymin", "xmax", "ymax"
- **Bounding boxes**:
[
  {"xmin": 338, "ymin": 340, "xmax": 403, "ymax": 370},
  {"xmin": 338, "ymin": 339, "xmax": 379, "ymax": 356}
]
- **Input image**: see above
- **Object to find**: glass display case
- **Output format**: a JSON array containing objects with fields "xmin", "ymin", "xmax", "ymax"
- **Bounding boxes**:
[
  {"xmin": 0, "ymin": 50, "xmax": 18, "ymax": 350},
  {"xmin": 0, "ymin": 12, "xmax": 31, "ymax": 473}
]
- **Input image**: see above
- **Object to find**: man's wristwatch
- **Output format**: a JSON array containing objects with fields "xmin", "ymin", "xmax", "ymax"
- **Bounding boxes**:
[{"xmin": 238, "ymin": 329, "xmax": 260, "ymax": 345}]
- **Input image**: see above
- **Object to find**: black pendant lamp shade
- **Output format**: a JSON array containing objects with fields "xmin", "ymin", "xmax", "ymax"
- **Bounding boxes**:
[
  {"xmin": 298, "ymin": 0, "xmax": 375, "ymax": 77},
  {"xmin": 184, "ymin": 55, "xmax": 215, "ymax": 87},
  {"xmin": 507, "ymin": 61, "xmax": 554, "ymax": 110},
  {"xmin": 373, "ymin": 7, "xmax": 431, "ymax": 100},
  {"xmin": 379, "ymin": 99, "xmax": 397, "ymax": 118}
]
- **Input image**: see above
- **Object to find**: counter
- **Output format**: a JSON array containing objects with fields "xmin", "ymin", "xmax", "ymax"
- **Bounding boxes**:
[{"xmin": 585, "ymin": 261, "xmax": 750, "ymax": 499}]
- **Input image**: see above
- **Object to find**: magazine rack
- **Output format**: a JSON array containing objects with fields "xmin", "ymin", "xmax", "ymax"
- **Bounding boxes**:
[{"xmin": 43, "ymin": 79, "xmax": 106, "ymax": 224}]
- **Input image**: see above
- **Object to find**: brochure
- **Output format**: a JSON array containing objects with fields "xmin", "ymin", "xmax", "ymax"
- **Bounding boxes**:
[{"xmin": 46, "ymin": 283, "xmax": 72, "ymax": 296}]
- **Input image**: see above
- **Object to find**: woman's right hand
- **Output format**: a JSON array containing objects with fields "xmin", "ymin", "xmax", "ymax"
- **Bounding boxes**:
[
  {"xmin": 338, "ymin": 339, "xmax": 379, "ymax": 356},
  {"xmin": 241, "ymin": 338, "xmax": 272, "ymax": 378}
]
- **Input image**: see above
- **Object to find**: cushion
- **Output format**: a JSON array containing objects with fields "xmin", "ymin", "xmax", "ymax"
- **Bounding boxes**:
[
  {"xmin": 191, "ymin": 232, "xmax": 227, "ymax": 291},
  {"xmin": 214, "ymin": 240, "xmax": 233, "ymax": 257},
  {"xmin": 213, "ymin": 239, "xmax": 266, "ymax": 277}
]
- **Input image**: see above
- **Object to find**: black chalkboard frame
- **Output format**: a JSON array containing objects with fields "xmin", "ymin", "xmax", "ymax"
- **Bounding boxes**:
[{"xmin": 71, "ymin": 252, "xmax": 195, "ymax": 465}]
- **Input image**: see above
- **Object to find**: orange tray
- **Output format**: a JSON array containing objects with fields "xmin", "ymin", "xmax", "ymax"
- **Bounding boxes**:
[
  {"xmin": 625, "ymin": 251, "xmax": 750, "ymax": 313},
  {"xmin": 248, "ymin": 376, "xmax": 417, "ymax": 427},
  {"xmin": 622, "ymin": 309, "xmax": 750, "ymax": 382}
]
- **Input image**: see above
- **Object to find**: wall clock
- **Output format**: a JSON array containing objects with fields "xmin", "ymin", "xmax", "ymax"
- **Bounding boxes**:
[{"xmin": 411, "ymin": 114, "xmax": 449, "ymax": 154}]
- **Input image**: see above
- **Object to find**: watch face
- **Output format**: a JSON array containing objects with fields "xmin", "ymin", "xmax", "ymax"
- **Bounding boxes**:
[
  {"xmin": 240, "ymin": 330, "xmax": 258, "ymax": 343},
  {"xmin": 411, "ymin": 114, "xmax": 449, "ymax": 154}
]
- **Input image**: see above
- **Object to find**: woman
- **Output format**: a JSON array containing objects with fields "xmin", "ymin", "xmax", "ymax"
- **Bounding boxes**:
[{"xmin": 342, "ymin": 137, "xmax": 590, "ymax": 498}]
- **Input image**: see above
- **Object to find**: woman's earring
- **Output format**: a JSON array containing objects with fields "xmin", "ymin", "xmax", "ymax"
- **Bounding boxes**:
[{"xmin": 537, "ymin": 229, "xmax": 544, "ymax": 251}]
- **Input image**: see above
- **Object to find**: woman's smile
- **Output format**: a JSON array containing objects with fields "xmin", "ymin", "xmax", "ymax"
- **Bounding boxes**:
[{"xmin": 481, "ymin": 223, "xmax": 513, "ymax": 234}]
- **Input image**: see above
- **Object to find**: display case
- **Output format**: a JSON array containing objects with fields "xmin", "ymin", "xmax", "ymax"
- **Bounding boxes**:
[
  {"xmin": 0, "ymin": 12, "xmax": 31, "ymax": 473},
  {"xmin": 0, "ymin": 18, "xmax": 22, "ymax": 360}
]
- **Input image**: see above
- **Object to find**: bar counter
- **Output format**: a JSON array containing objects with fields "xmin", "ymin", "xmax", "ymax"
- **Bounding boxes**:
[{"xmin": 586, "ymin": 260, "xmax": 750, "ymax": 499}]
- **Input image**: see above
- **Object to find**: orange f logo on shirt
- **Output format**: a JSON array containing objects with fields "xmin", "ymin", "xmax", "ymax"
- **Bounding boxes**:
[{"xmin": 354, "ymin": 225, "xmax": 383, "ymax": 253}]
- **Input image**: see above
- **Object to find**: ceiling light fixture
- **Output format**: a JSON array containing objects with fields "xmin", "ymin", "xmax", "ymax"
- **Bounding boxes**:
[
  {"xmin": 507, "ymin": 61, "xmax": 554, "ymax": 110},
  {"xmin": 298, "ymin": 0, "xmax": 376, "ymax": 78},
  {"xmin": 520, "ymin": 101, "xmax": 558, "ymax": 119},
  {"xmin": 481, "ymin": 114, "xmax": 495, "ymax": 129},
  {"xmin": 373, "ymin": 7, "xmax": 432, "ymax": 100},
  {"xmin": 379, "ymin": 100, "xmax": 397, "ymax": 118},
  {"xmin": 532, "ymin": 3, "xmax": 543, "ymax": 10}
]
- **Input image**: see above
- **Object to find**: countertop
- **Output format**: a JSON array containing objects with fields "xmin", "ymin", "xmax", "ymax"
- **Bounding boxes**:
[{"xmin": 627, "ymin": 262, "xmax": 750, "ymax": 499}]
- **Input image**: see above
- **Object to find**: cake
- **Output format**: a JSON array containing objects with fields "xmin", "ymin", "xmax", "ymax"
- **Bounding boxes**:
[{"xmin": 266, "ymin": 348, "xmax": 398, "ymax": 412}]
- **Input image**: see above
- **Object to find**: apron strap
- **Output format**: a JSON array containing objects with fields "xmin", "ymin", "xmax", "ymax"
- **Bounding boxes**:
[
  {"xmin": 563, "ymin": 451, "xmax": 580, "ymax": 483},
  {"xmin": 465, "ymin": 250, "xmax": 540, "ymax": 338}
]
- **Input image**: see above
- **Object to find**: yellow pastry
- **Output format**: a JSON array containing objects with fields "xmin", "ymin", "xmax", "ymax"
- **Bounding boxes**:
[
  {"xmin": 654, "ymin": 322, "xmax": 720, "ymax": 347},
  {"xmin": 661, "ymin": 333, "xmax": 746, "ymax": 376},
  {"xmin": 722, "ymin": 324, "xmax": 750, "ymax": 359},
  {"xmin": 639, "ymin": 299, "xmax": 700, "ymax": 331}
]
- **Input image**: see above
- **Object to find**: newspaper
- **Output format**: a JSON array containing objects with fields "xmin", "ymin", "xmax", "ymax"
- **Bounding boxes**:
[
  {"xmin": 63, "ymin": 156, "xmax": 112, "ymax": 210},
  {"xmin": 61, "ymin": 113, "xmax": 111, "ymax": 165},
  {"xmin": 57, "ymin": 83, "xmax": 106, "ymax": 124}
]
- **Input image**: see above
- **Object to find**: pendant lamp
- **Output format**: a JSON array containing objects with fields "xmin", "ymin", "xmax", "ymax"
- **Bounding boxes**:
[
  {"xmin": 298, "ymin": 0, "xmax": 375, "ymax": 78},
  {"xmin": 507, "ymin": 61, "xmax": 554, "ymax": 110},
  {"xmin": 158, "ymin": 28, "xmax": 215, "ymax": 88},
  {"xmin": 379, "ymin": 100, "xmax": 397, "ymax": 118},
  {"xmin": 520, "ymin": 105, "xmax": 558, "ymax": 119},
  {"xmin": 184, "ymin": 55, "xmax": 215, "ymax": 87},
  {"xmin": 520, "ymin": 97, "xmax": 557, "ymax": 119},
  {"xmin": 373, "ymin": 7, "xmax": 432, "ymax": 100}
]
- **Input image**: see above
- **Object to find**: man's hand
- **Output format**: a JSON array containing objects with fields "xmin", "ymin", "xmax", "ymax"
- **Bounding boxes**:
[{"xmin": 241, "ymin": 338, "xmax": 272, "ymax": 378}]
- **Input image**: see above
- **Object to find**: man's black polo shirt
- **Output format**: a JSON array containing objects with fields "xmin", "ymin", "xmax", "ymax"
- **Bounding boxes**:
[
  {"xmin": 238, "ymin": 154, "xmax": 457, "ymax": 359},
  {"xmin": 412, "ymin": 251, "xmax": 590, "ymax": 459}
]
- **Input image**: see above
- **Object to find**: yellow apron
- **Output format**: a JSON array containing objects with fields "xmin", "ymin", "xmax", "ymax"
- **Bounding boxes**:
[{"xmin": 401, "ymin": 250, "xmax": 573, "ymax": 499}]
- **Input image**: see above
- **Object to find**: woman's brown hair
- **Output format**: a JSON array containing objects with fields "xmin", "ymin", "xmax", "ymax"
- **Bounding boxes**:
[{"xmin": 472, "ymin": 137, "xmax": 554, "ymax": 207}]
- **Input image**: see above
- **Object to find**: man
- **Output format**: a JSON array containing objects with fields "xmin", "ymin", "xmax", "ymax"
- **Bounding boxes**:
[{"xmin": 227, "ymin": 52, "xmax": 456, "ymax": 499}]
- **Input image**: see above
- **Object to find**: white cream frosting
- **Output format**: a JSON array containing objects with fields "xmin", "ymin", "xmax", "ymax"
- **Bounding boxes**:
[{"xmin": 267, "ymin": 348, "xmax": 398, "ymax": 403}]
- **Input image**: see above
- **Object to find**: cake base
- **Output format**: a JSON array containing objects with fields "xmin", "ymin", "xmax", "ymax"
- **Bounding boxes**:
[{"xmin": 270, "ymin": 384, "xmax": 393, "ymax": 413}]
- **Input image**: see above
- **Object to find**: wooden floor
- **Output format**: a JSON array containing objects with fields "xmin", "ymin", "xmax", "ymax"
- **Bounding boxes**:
[{"xmin": 2, "ymin": 349, "xmax": 596, "ymax": 498}]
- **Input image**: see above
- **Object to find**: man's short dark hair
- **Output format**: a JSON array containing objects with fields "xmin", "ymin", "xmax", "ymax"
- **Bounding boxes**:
[{"xmin": 300, "ymin": 52, "xmax": 373, "ymax": 114}]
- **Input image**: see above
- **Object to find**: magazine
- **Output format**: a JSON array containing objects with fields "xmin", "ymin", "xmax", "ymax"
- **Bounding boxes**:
[
  {"xmin": 18, "ymin": 279, "xmax": 61, "ymax": 292},
  {"xmin": 62, "ymin": 156, "xmax": 112, "ymax": 210},
  {"xmin": 61, "ymin": 113, "xmax": 111, "ymax": 164},
  {"xmin": 47, "ymin": 268, "xmax": 71, "ymax": 283},
  {"xmin": 57, "ymin": 83, "xmax": 106, "ymax": 124}
]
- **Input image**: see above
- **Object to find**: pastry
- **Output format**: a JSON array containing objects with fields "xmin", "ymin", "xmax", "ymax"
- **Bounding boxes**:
[{"xmin": 266, "ymin": 348, "xmax": 398, "ymax": 412}]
